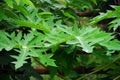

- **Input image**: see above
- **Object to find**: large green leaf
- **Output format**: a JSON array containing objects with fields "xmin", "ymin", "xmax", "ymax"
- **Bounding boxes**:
[
  {"xmin": 56, "ymin": 25, "xmax": 120, "ymax": 53},
  {"xmin": 10, "ymin": 32, "xmax": 35, "ymax": 69}
]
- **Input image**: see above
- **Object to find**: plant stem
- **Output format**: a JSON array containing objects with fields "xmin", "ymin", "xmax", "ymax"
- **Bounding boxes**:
[{"xmin": 113, "ymin": 75, "xmax": 120, "ymax": 80}]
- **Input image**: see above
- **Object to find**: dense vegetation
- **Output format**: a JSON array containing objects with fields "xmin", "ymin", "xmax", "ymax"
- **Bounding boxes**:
[{"xmin": 0, "ymin": 0, "xmax": 120, "ymax": 80}]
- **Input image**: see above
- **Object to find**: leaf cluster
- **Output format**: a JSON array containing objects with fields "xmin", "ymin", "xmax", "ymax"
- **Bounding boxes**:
[{"xmin": 0, "ymin": 0, "xmax": 120, "ymax": 80}]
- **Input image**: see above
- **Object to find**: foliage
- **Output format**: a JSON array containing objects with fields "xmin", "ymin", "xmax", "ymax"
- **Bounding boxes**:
[
  {"xmin": 69, "ymin": 0, "xmax": 108, "ymax": 11},
  {"xmin": 0, "ymin": 0, "xmax": 120, "ymax": 80},
  {"xmin": 90, "ymin": 6, "xmax": 120, "ymax": 31}
]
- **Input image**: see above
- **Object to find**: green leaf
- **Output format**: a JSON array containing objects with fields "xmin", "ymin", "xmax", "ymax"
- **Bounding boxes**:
[
  {"xmin": 39, "ymin": 54, "xmax": 57, "ymax": 67},
  {"xmin": 40, "ymin": 20, "xmax": 51, "ymax": 33},
  {"xmin": 76, "ymin": 36, "xmax": 94, "ymax": 53},
  {"xmin": 109, "ymin": 18, "xmax": 120, "ymax": 31},
  {"xmin": 70, "ymin": 0, "xmax": 93, "ymax": 10},
  {"xmin": 10, "ymin": 32, "xmax": 36, "ymax": 69},
  {"xmin": 0, "ymin": 7, "xmax": 5, "ymax": 21},
  {"xmin": 57, "ymin": 25, "xmax": 119, "ymax": 54},
  {"xmin": 100, "ymin": 40, "xmax": 120, "ymax": 51},
  {"xmin": 90, "ymin": 0, "xmax": 97, "ymax": 5},
  {"xmin": 0, "ymin": 31, "xmax": 16, "ymax": 51},
  {"xmin": 22, "ymin": 0, "xmax": 35, "ymax": 8},
  {"xmin": 93, "ymin": 50, "xmax": 111, "ymax": 62},
  {"xmin": 12, "ymin": 48, "xmax": 29, "ymax": 69},
  {"xmin": 90, "ymin": 6, "xmax": 120, "ymax": 31},
  {"xmin": 23, "ymin": 32, "xmax": 34, "ymax": 45},
  {"xmin": 15, "ymin": 0, "xmax": 20, "ymax": 5},
  {"xmin": 62, "ymin": 10, "xmax": 75, "ymax": 20},
  {"xmin": 13, "ymin": 19, "xmax": 35, "ymax": 27},
  {"xmin": 14, "ymin": 32, "xmax": 22, "ymax": 43},
  {"xmin": 4, "ymin": 9, "xmax": 19, "ymax": 19},
  {"xmin": 14, "ymin": 5, "xmax": 30, "ymax": 16},
  {"xmin": 4, "ymin": 0, "xmax": 13, "ymax": 8},
  {"xmin": 38, "ymin": 12, "xmax": 52, "ymax": 16},
  {"xmin": 73, "ymin": 23, "xmax": 80, "ymax": 35},
  {"xmin": 13, "ymin": 19, "xmax": 50, "ymax": 33}
]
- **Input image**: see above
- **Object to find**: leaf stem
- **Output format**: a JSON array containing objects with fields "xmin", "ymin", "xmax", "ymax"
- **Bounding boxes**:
[{"xmin": 113, "ymin": 75, "xmax": 120, "ymax": 80}]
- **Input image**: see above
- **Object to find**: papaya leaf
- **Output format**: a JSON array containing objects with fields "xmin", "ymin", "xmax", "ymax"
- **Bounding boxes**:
[
  {"xmin": 38, "ymin": 53, "xmax": 57, "ymax": 67},
  {"xmin": 12, "ymin": 48, "xmax": 29, "ymax": 69},
  {"xmin": 0, "ymin": 31, "xmax": 16, "ymax": 51},
  {"xmin": 90, "ymin": 6, "xmax": 120, "ymax": 31},
  {"xmin": 57, "ymin": 25, "xmax": 120, "ymax": 53}
]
